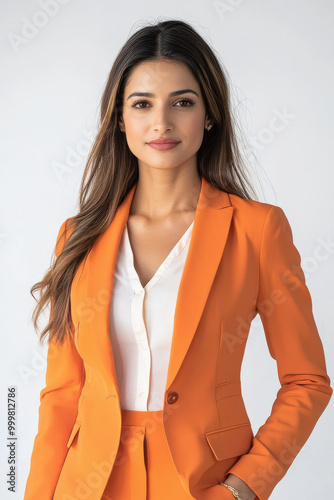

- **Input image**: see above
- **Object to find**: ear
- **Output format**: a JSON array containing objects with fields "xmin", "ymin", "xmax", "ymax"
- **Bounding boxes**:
[{"xmin": 119, "ymin": 117, "xmax": 125, "ymax": 131}]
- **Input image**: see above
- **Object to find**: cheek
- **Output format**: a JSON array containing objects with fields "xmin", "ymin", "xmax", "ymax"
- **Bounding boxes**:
[
  {"xmin": 125, "ymin": 116, "xmax": 146, "ymax": 135},
  {"xmin": 185, "ymin": 119, "xmax": 205, "ymax": 147},
  {"xmin": 184, "ymin": 113, "xmax": 205, "ymax": 136},
  {"xmin": 123, "ymin": 118, "xmax": 147, "ymax": 150}
]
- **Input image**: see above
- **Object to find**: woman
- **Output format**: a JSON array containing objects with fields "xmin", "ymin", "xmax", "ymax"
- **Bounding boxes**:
[{"xmin": 24, "ymin": 19, "xmax": 332, "ymax": 500}]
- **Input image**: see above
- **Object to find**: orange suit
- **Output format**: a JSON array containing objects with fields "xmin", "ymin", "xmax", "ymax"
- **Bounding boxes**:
[{"xmin": 23, "ymin": 176, "xmax": 332, "ymax": 500}]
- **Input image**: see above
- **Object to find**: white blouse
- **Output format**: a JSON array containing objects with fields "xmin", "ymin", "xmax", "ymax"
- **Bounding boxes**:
[{"xmin": 109, "ymin": 220, "xmax": 194, "ymax": 411}]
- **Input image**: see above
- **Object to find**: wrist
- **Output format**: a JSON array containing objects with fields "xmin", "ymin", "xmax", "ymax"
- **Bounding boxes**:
[
  {"xmin": 221, "ymin": 473, "xmax": 256, "ymax": 500},
  {"xmin": 219, "ymin": 482, "xmax": 241, "ymax": 499}
]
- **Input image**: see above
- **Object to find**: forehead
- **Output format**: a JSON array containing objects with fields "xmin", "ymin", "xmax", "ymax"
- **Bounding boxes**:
[{"xmin": 124, "ymin": 59, "xmax": 198, "ymax": 92}]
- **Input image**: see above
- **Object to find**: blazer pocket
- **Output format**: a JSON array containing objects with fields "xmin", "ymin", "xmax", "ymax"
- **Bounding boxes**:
[
  {"xmin": 205, "ymin": 422, "xmax": 253, "ymax": 461},
  {"xmin": 67, "ymin": 421, "xmax": 81, "ymax": 448}
]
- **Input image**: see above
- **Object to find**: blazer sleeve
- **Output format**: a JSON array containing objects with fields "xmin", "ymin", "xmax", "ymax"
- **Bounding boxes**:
[
  {"xmin": 23, "ymin": 218, "xmax": 85, "ymax": 500},
  {"xmin": 226, "ymin": 205, "xmax": 333, "ymax": 500}
]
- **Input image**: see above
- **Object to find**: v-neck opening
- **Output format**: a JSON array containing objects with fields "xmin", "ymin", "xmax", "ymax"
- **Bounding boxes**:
[{"xmin": 124, "ymin": 220, "xmax": 194, "ymax": 293}]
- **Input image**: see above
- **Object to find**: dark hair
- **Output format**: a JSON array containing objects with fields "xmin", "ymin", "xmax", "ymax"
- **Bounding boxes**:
[{"xmin": 31, "ymin": 18, "xmax": 259, "ymax": 347}]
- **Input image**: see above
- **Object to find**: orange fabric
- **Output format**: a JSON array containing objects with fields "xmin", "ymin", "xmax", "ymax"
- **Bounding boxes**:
[
  {"xmin": 23, "ymin": 177, "xmax": 332, "ymax": 500},
  {"xmin": 101, "ymin": 409, "xmax": 194, "ymax": 499}
]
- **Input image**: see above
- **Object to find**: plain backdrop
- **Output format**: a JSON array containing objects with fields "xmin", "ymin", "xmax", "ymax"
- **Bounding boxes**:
[{"xmin": 1, "ymin": 1, "xmax": 333, "ymax": 498}]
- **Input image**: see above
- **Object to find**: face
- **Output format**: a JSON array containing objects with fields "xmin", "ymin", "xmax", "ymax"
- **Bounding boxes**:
[{"xmin": 119, "ymin": 59, "xmax": 209, "ymax": 172}]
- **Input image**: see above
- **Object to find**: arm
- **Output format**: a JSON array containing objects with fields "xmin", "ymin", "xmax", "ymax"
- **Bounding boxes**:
[
  {"xmin": 23, "ymin": 218, "xmax": 85, "ymax": 500},
  {"xmin": 225, "ymin": 206, "xmax": 332, "ymax": 500}
]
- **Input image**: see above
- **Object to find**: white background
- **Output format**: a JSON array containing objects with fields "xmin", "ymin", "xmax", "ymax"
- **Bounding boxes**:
[{"xmin": 1, "ymin": 1, "xmax": 333, "ymax": 498}]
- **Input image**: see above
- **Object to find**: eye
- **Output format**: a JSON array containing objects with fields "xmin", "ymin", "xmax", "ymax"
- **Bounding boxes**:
[
  {"xmin": 131, "ymin": 100, "xmax": 150, "ymax": 109},
  {"xmin": 131, "ymin": 98, "xmax": 194, "ymax": 109},
  {"xmin": 175, "ymin": 99, "xmax": 194, "ymax": 107}
]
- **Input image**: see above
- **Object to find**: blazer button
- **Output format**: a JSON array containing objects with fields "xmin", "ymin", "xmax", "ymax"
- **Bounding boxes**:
[{"xmin": 167, "ymin": 392, "xmax": 178, "ymax": 404}]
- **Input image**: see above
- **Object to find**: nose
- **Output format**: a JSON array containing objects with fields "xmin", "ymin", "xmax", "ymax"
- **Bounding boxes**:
[{"xmin": 152, "ymin": 104, "xmax": 173, "ymax": 132}]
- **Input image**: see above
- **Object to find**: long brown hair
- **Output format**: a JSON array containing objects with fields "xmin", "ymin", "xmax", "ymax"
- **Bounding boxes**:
[{"xmin": 31, "ymin": 18, "xmax": 259, "ymax": 348}]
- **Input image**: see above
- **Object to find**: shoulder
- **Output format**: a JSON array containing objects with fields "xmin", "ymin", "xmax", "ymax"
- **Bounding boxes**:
[
  {"xmin": 55, "ymin": 216, "xmax": 76, "ymax": 257},
  {"xmin": 227, "ymin": 192, "xmax": 292, "ymax": 239},
  {"xmin": 228, "ymin": 192, "xmax": 287, "ymax": 222}
]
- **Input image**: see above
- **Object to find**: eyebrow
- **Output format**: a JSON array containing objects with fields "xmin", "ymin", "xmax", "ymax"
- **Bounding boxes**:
[{"xmin": 126, "ymin": 89, "xmax": 199, "ymax": 100}]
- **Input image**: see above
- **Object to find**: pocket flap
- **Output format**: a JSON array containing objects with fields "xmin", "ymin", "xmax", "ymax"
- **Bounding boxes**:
[
  {"xmin": 205, "ymin": 423, "xmax": 253, "ymax": 461},
  {"xmin": 67, "ymin": 421, "xmax": 81, "ymax": 448}
]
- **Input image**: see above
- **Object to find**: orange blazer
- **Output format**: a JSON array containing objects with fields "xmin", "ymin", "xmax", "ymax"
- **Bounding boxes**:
[{"xmin": 24, "ymin": 177, "xmax": 332, "ymax": 500}]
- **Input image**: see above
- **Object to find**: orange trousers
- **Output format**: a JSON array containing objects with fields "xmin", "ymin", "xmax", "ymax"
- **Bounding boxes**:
[{"xmin": 101, "ymin": 409, "xmax": 195, "ymax": 500}]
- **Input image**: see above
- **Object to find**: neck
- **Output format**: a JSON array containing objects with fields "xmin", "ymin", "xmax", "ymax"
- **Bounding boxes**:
[{"xmin": 130, "ymin": 170, "xmax": 202, "ymax": 222}]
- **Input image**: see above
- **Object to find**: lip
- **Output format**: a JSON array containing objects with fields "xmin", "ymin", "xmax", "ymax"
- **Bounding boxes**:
[
  {"xmin": 147, "ymin": 138, "xmax": 181, "ymax": 151},
  {"xmin": 148, "ymin": 138, "xmax": 180, "ymax": 144}
]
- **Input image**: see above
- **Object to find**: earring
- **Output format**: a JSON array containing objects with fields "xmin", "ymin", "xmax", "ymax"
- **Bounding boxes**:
[{"xmin": 205, "ymin": 123, "xmax": 212, "ymax": 131}]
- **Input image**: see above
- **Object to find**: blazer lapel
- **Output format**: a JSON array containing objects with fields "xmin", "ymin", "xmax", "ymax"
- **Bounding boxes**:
[{"xmin": 75, "ymin": 177, "xmax": 234, "ymax": 397}]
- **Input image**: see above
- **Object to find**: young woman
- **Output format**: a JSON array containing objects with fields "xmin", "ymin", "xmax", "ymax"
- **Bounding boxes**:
[{"xmin": 23, "ymin": 19, "xmax": 332, "ymax": 500}]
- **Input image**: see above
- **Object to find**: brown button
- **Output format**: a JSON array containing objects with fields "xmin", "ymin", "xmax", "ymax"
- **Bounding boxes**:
[{"xmin": 167, "ymin": 392, "xmax": 179, "ymax": 404}]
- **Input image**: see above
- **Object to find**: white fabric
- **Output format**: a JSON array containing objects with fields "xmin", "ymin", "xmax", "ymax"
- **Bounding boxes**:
[{"xmin": 109, "ymin": 220, "xmax": 194, "ymax": 410}]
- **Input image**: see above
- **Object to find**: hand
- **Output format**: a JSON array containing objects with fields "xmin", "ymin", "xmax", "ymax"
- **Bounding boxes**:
[{"xmin": 222, "ymin": 473, "xmax": 256, "ymax": 500}]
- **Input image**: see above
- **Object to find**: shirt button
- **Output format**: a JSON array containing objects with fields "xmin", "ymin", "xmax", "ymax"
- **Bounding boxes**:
[
  {"xmin": 142, "ymin": 344, "xmax": 148, "ymax": 350},
  {"xmin": 139, "ymin": 392, "xmax": 145, "ymax": 398}
]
